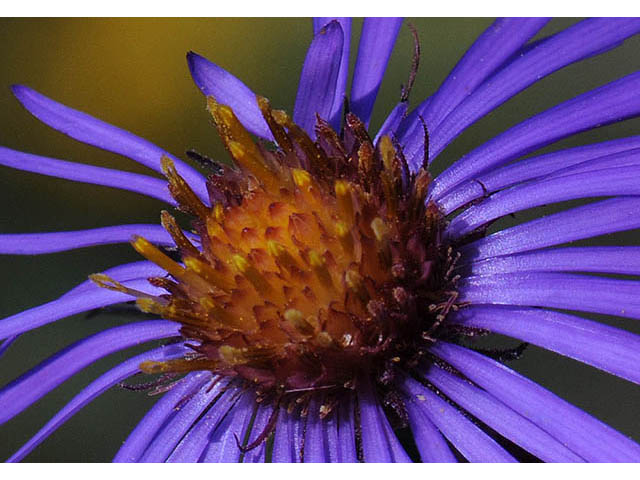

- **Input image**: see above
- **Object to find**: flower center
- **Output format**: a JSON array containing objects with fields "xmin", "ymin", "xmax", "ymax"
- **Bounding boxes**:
[{"xmin": 92, "ymin": 95, "xmax": 456, "ymax": 411}]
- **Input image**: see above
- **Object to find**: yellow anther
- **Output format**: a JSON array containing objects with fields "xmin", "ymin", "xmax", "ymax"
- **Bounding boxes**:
[
  {"xmin": 184, "ymin": 256, "xmax": 235, "ymax": 291},
  {"xmin": 292, "ymin": 168, "xmax": 312, "ymax": 188},
  {"xmin": 283, "ymin": 308, "xmax": 315, "ymax": 336},
  {"xmin": 335, "ymin": 220, "xmax": 354, "ymax": 255},
  {"xmin": 213, "ymin": 203, "xmax": 225, "ymax": 223},
  {"xmin": 308, "ymin": 249, "xmax": 333, "ymax": 289},
  {"xmin": 231, "ymin": 254, "xmax": 250, "ymax": 274},
  {"xmin": 231, "ymin": 254, "xmax": 272, "ymax": 294},
  {"xmin": 335, "ymin": 180, "xmax": 354, "ymax": 226},
  {"xmin": 139, "ymin": 361, "xmax": 172, "ymax": 374},
  {"xmin": 132, "ymin": 236, "xmax": 187, "ymax": 280},
  {"xmin": 136, "ymin": 298, "xmax": 164, "ymax": 315},
  {"xmin": 207, "ymin": 96, "xmax": 280, "ymax": 192},
  {"xmin": 161, "ymin": 156, "xmax": 210, "ymax": 219},
  {"xmin": 371, "ymin": 217, "xmax": 390, "ymax": 243},
  {"xmin": 379, "ymin": 135, "xmax": 396, "ymax": 171},
  {"xmin": 219, "ymin": 345, "xmax": 248, "ymax": 365},
  {"xmin": 344, "ymin": 269, "xmax": 363, "ymax": 291},
  {"xmin": 345, "ymin": 269, "xmax": 368, "ymax": 303}
]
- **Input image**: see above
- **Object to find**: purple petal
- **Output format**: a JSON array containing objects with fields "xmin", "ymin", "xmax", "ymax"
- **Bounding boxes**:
[
  {"xmin": 313, "ymin": 18, "xmax": 351, "ymax": 130},
  {"xmin": 113, "ymin": 372, "xmax": 209, "ymax": 462},
  {"xmin": 402, "ymin": 395, "xmax": 457, "ymax": 462},
  {"xmin": 357, "ymin": 379, "xmax": 411, "ymax": 462},
  {"xmin": 272, "ymin": 407, "xmax": 301, "ymax": 462},
  {"xmin": 439, "ymin": 136, "xmax": 640, "ymax": 213},
  {"xmin": 0, "ymin": 335, "xmax": 18, "ymax": 359},
  {"xmin": 402, "ymin": 376, "xmax": 517, "ymax": 462},
  {"xmin": 429, "ymin": 341, "xmax": 640, "ymax": 461},
  {"xmin": 373, "ymin": 102, "xmax": 408, "ymax": 145},
  {"xmin": 0, "ymin": 320, "xmax": 179, "ymax": 425},
  {"xmin": 140, "ymin": 377, "xmax": 229, "ymax": 462},
  {"xmin": 459, "ymin": 271, "xmax": 640, "ymax": 319},
  {"xmin": 201, "ymin": 392, "xmax": 255, "ymax": 463},
  {"xmin": 447, "ymin": 164, "xmax": 640, "ymax": 239},
  {"xmin": 11, "ymin": 85, "xmax": 208, "ymax": 202},
  {"xmin": 449, "ymin": 305, "xmax": 640, "ymax": 384},
  {"xmin": 241, "ymin": 402, "xmax": 274, "ymax": 463},
  {"xmin": 186, "ymin": 52, "xmax": 273, "ymax": 140},
  {"xmin": 0, "ymin": 224, "xmax": 186, "ymax": 255},
  {"xmin": 294, "ymin": 20, "xmax": 344, "ymax": 137},
  {"xmin": 460, "ymin": 197, "xmax": 640, "ymax": 262},
  {"xmin": 8, "ymin": 342, "xmax": 188, "ymax": 462},
  {"xmin": 468, "ymin": 246, "xmax": 640, "ymax": 276},
  {"xmin": 0, "ymin": 146, "xmax": 174, "ymax": 205},
  {"xmin": 166, "ymin": 385, "xmax": 241, "ymax": 463},
  {"xmin": 431, "ymin": 71, "xmax": 640, "ymax": 200},
  {"xmin": 423, "ymin": 364, "xmax": 584, "ymax": 462},
  {"xmin": 0, "ymin": 278, "xmax": 163, "ymax": 340},
  {"xmin": 350, "ymin": 18, "xmax": 403, "ymax": 126},
  {"xmin": 323, "ymin": 402, "xmax": 340, "ymax": 463},
  {"xmin": 304, "ymin": 398, "xmax": 327, "ymax": 462},
  {"xmin": 398, "ymin": 18, "xmax": 549, "ymax": 167},
  {"xmin": 337, "ymin": 392, "xmax": 358, "ymax": 462},
  {"xmin": 430, "ymin": 18, "xmax": 640, "ymax": 160}
]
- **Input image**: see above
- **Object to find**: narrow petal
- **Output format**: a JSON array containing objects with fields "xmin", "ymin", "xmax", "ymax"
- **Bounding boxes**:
[
  {"xmin": 113, "ymin": 372, "xmax": 210, "ymax": 462},
  {"xmin": 8, "ymin": 343, "xmax": 188, "ymax": 462},
  {"xmin": 0, "ymin": 278, "xmax": 163, "ymax": 340},
  {"xmin": 0, "ymin": 224, "xmax": 187, "ymax": 255},
  {"xmin": 429, "ymin": 342, "xmax": 640, "ymax": 461},
  {"xmin": 399, "ymin": 18, "xmax": 549, "ymax": 167},
  {"xmin": 241, "ymin": 403, "xmax": 274, "ymax": 463},
  {"xmin": 350, "ymin": 18, "xmax": 403, "ymax": 126},
  {"xmin": 357, "ymin": 380, "xmax": 411, "ymax": 462},
  {"xmin": 201, "ymin": 392, "xmax": 255, "ymax": 463},
  {"xmin": 423, "ymin": 364, "xmax": 584, "ymax": 462},
  {"xmin": 459, "ymin": 272, "xmax": 640, "ymax": 319},
  {"xmin": 337, "ymin": 392, "xmax": 358, "ymax": 462},
  {"xmin": 460, "ymin": 197, "xmax": 640, "ymax": 262},
  {"xmin": 323, "ymin": 403, "xmax": 340, "ymax": 463},
  {"xmin": 430, "ymin": 18, "xmax": 640, "ymax": 159},
  {"xmin": 0, "ymin": 320, "xmax": 179, "ymax": 425},
  {"xmin": 166, "ymin": 386, "xmax": 241, "ymax": 463},
  {"xmin": 0, "ymin": 335, "xmax": 17, "ymax": 359},
  {"xmin": 449, "ymin": 305, "xmax": 640, "ymax": 384},
  {"xmin": 294, "ymin": 20, "xmax": 344, "ymax": 137},
  {"xmin": 304, "ymin": 398, "xmax": 328, "ymax": 462},
  {"xmin": 402, "ymin": 376, "xmax": 517, "ymax": 462},
  {"xmin": 140, "ymin": 377, "xmax": 230, "ymax": 462},
  {"xmin": 0, "ymin": 146, "xmax": 174, "ymax": 205},
  {"xmin": 373, "ymin": 102, "xmax": 408, "ymax": 145},
  {"xmin": 313, "ymin": 18, "xmax": 351, "ymax": 129},
  {"xmin": 431, "ymin": 71, "xmax": 640, "ymax": 200},
  {"xmin": 439, "ymin": 136, "xmax": 640, "ymax": 213},
  {"xmin": 186, "ymin": 52, "xmax": 273, "ymax": 140},
  {"xmin": 402, "ymin": 396, "xmax": 457, "ymax": 462},
  {"xmin": 447, "ymin": 165, "xmax": 640, "ymax": 239},
  {"xmin": 468, "ymin": 246, "xmax": 640, "ymax": 276},
  {"xmin": 12, "ymin": 85, "xmax": 208, "ymax": 202},
  {"xmin": 272, "ymin": 407, "xmax": 301, "ymax": 463}
]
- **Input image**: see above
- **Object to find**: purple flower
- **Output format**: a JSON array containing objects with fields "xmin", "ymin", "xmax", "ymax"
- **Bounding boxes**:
[{"xmin": 2, "ymin": 17, "xmax": 640, "ymax": 463}]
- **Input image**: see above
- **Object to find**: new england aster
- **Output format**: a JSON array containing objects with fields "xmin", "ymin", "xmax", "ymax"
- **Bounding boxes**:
[{"xmin": 1, "ymin": 17, "xmax": 640, "ymax": 463}]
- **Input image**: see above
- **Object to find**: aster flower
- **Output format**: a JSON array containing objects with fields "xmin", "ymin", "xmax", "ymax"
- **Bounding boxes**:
[{"xmin": 1, "ymin": 16, "xmax": 640, "ymax": 463}]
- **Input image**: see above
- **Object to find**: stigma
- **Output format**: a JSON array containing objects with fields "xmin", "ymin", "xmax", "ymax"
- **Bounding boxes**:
[{"xmin": 92, "ymin": 94, "xmax": 455, "ymax": 408}]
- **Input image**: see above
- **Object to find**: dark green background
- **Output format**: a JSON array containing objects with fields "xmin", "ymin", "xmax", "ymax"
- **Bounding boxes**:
[{"xmin": 0, "ymin": 18, "xmax": 639, "ymax": 462}]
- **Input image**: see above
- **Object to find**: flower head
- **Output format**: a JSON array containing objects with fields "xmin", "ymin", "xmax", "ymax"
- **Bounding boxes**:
[{"xmin": 2, "ymin": 17, "xmax": 640, "ymax": 463}]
